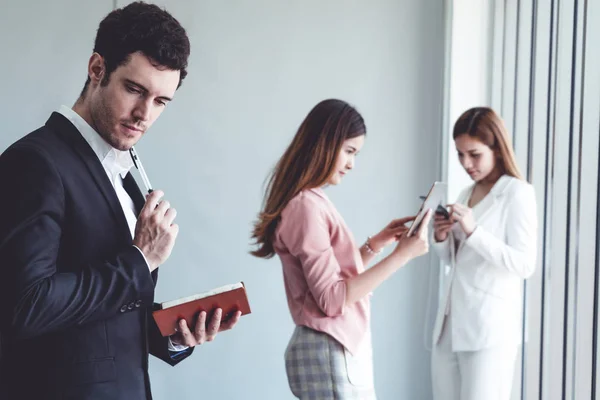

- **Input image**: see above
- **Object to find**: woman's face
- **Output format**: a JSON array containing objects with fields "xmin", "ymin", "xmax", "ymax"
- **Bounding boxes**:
[
  {"xmin": 327, "ymin": 135, "xmax": 365, "ymax": 185},
  {"xmin": 454, "ymin": 134, "xmax": 498, "ymax": 183}
]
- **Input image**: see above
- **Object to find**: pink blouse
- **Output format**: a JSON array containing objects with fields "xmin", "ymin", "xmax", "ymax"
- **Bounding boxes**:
[{"xmin": 274, "ymin": 187, "xmax": 370, "ymax": 355}]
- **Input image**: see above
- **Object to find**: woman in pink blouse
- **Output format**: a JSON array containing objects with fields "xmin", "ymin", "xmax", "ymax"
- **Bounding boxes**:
[{"xmin": 251, "ymin": 99, "xmax": 432, "ymax": 399}]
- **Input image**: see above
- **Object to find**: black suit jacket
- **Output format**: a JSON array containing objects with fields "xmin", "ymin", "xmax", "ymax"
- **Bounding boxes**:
[{"xmin": 0, "ymin": 113, "xmax": 192, "ymax": 399}]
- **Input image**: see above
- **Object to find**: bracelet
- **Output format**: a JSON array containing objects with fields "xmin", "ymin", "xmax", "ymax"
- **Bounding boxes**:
[{"xmin": 364, "ymin": 236, "xmax": 382, "ymax": 255}]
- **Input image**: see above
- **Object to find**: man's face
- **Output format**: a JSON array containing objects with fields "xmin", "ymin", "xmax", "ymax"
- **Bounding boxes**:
[{"xmin": 88, "ymin": 52, "xmax": 180, "ymax": 150}]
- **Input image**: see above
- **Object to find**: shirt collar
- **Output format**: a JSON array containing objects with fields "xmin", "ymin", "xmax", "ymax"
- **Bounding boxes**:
[{"xmin": 58, "ymin": 105, "xmax": 134, "ymax": 179}]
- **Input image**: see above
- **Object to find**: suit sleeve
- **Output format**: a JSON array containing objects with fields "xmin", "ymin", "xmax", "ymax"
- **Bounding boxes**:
[
  {"xmin": 147, "ymin": 302, "xmax": 194, "ymax": 366},
  {"xmin": 0, "ymin": 145, "xmax": 156, "ymax": 340}
]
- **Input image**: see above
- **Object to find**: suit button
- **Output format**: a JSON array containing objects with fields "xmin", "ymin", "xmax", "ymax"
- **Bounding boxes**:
[
  {"xmin": 120, "ymin": 305, "xmax": 128, "ymax": 313},
  {"xmin": 135, "ymin": 300, "xmax": 142, "ymax": 308},
  {"xmin": 128, "ymin": 302, "xmax": 135, "ymax": 310}
]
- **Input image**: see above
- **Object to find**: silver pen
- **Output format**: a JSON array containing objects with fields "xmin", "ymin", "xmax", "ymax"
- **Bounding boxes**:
[{"xmin": 129, "ymin": 146, "xmax": 153, "ymax": 193}]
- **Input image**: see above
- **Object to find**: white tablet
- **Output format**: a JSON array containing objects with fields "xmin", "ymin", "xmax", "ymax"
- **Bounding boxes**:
[{"xmin": 407, "ymin": 181, "xmax": 448, "ymax": 237}]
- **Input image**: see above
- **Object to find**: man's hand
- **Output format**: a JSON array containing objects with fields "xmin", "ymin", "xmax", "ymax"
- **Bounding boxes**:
[
  {"xmin": 133, "ymin": 190, "xmax": 179, "ymax": 271},
  {"xmin": 170, "ymin": 308, "xmax": 242, "ymax": 347}
]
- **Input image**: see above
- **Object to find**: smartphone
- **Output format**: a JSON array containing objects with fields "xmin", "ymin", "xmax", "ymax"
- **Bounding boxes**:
[
  {"xmin": 435, "ymin": 204, "xmax": 450, "ymax": 219},
  {"xmin": 407, "ymin": 182, "xmax": 448, "ymax": 236}
]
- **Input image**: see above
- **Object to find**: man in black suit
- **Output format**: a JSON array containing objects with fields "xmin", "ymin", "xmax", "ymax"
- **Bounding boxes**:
[{"xmin": 0, "ymin": 2, "xmax": 240, "ymax": 399}]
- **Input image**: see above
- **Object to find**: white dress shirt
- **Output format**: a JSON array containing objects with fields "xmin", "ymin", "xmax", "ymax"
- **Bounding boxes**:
[{"xmin": 58, "ymin": 105, "xmax": 187, "ymax": 352}]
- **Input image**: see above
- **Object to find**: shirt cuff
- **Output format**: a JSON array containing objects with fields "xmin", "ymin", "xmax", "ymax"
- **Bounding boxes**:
[
  {"xmin": 132, "ymin": 245, "xmax": 151, "ymax": 271},
  {"xmin": 168, "ymin": 337, "xmax": 189, "ymax": 352}
]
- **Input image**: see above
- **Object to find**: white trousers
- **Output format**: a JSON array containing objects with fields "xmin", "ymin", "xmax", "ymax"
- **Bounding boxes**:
[{"xmin": 431, "ymin": 316, "xmax": 519, "ymax": 400}]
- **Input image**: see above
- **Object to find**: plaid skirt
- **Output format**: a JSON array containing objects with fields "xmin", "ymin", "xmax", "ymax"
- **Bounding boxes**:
[{"xmin": 284, "ymin": 325, "xmax": 377, "ymax": 400}]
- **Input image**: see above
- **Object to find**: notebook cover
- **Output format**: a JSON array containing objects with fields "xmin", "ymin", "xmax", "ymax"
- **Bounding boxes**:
[{"xmin": 152, "ymin": 285, "xmax": 251, "ymax": 337}]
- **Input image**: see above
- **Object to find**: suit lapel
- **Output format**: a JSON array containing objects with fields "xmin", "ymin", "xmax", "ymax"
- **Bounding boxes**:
[
  {"xmin": 457, "ymin": 185, "xmax": 474, "ymax": 206},
  {"xmin": 46, "ymin": 112, "xmax": 131, "ymax": 241},
  {"xmin": 472, "ymin": 193, "xmax": 496, "ymax": 221},
  {"xmin": 473, "ymin": 175, "xmax": 512, "ymax": 221},
  {"xmin": 453, "ymin": 176, "xmax": 511, "ymax": 256}
]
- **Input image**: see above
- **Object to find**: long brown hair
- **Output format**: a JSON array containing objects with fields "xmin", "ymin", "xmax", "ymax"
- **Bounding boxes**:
[
  {"xmin": 250, "ymin": 99, "xmax": 366, "ymax": 258},
  {"xmin": 453, "ymin": 107, "xmax": 523, "ymax": 180}
]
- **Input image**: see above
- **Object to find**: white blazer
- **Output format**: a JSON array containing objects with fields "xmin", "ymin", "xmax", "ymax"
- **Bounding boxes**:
[{"xmin": 431, "ymin": 175, "xmax": 537, "ymax": 351}]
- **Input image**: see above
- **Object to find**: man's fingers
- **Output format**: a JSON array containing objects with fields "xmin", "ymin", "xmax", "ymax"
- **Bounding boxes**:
[
  {"xmin": 193, "ymin": 311, "xmax": 207, "ymax": 343},
  {"xmin": 220, "ymin": 311, "xmax": 242, "ymax": 331},
  {"xmin": 206, "ymin": 309, "xmax": 222, "ymax": 341},
  {"xmin": 164, "ymin": 207, "xmax": 178, "ymax": 226},
  {"xmin": 140, "ymin": 190, "xmax": 164, "ymax": 217},
  {"xmin": 155, "ymin": 200, "xmax": 171, "ymax": 216},
  {"xmin": 170, "ymin": 224, "xmax": 180, "ymax": 239},
  {"xmin": 177, "ymin": 319, "xmax": 195, "ymax": 346}
]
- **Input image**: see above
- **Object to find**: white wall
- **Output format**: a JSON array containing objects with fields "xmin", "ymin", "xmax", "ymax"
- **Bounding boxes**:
[
  {"xmin": 1, "ymin": 1, "xmax": 446, "ymax": 398},
  {"xmin": 444, "ymin": 0, "xmax": 494, "ymax": 202},
  {"xmin": 0, "ymin": 0, "xmax": 114, "ymax": 134}
]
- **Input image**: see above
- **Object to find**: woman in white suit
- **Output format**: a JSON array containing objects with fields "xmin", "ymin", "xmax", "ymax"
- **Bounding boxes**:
[{"xmin": 430, "ymin": 107, "xmax": 537, "ymax": 400}]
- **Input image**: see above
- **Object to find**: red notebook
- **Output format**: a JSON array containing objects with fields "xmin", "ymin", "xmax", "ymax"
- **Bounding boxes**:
[{"xmin": 152, "ymin": 282, "xmax": 251, "ymax": 337}]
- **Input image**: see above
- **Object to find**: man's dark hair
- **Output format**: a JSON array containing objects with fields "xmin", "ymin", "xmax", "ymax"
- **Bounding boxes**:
[{"xmin": 80, "ymin": 1, "xmax": 190, "ymax": 98}]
